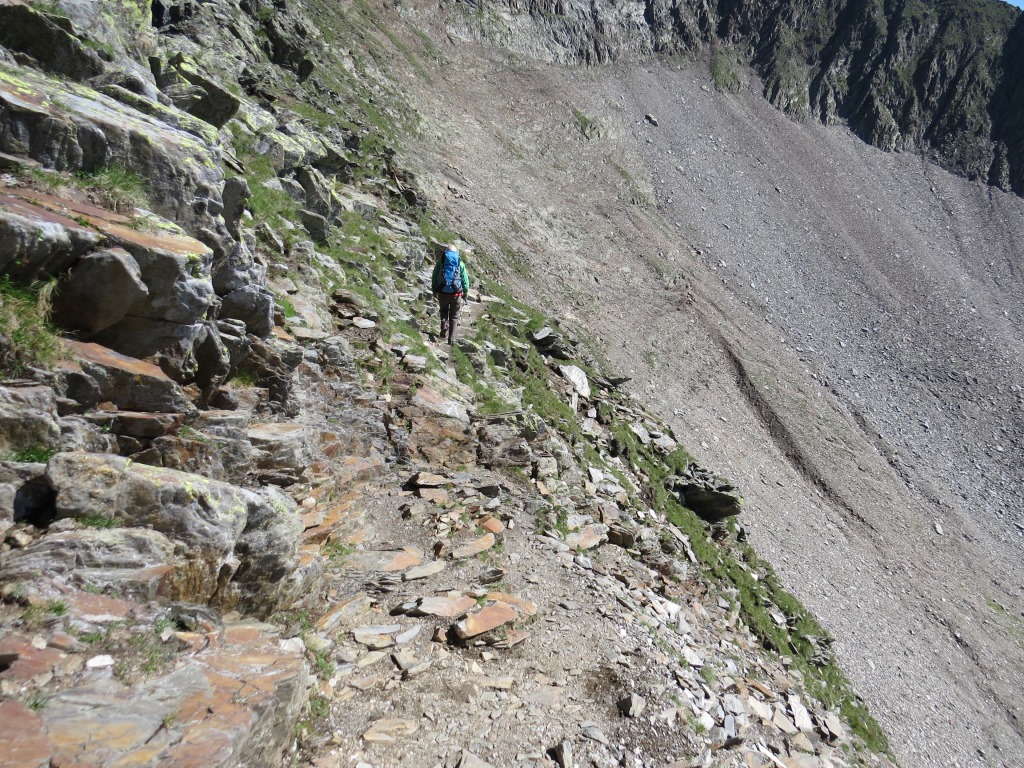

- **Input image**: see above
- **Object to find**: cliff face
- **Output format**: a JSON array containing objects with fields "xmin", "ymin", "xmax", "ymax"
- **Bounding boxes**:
[{"xmin": 445, "ymin": 0, "xmax": 1024, "ymax": 192}]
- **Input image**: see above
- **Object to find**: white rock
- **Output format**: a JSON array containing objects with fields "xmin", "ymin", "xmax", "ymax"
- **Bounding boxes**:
[
  {"xmin": 86, "ymin": 654, "xmax": 115, "ymax": 669},
  {"xmin": 558, "ymin": 365, "xmax": 591, "ymax": 399}
]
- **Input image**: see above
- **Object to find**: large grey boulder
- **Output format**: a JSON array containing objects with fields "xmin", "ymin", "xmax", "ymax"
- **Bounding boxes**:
[
  {"xmin": 672, "ymin": 465, "xmax": 743, "ymax": 522},
  {"xmin": 229, "ymin": 486, "xmax": 303, "ymax": 616},
  {"xmin": 51, "ymin": 248, "xmax": 149, "ymax": 334},
  {"xmin": 0, "ymin": 64, "xmax": 223, "ymax": 228},
  {"xmin": 0, "ymin": 3, "xmax": 106, "ymax": 81},
  {"xmin": 1, "ymin": 189, "xmax": 215, "ymax": 379},
  {"xmin": 46, "ymin": 452, "xmax": 302, "ymax": 614},
  {"xmin": 155, "ymin": 53, "xmax": 241, "ymax": 129},
  {"xmin": 142, "ymin": 433, "xmax": 257, "ymax": 485},
  {"xmin": 0, "ymin": 384, "xmax": 61, "ymax": 457},
  {"xmin": 62, "ymin": 341, "xmax": 194, "ymax": 413},
  {"xmin": 0, "ymin": 528, "xmax": 184, "ymax": 601},
  {"xmin": 220, "ymin": 285, "xmax": 275, "ymax": 337},
  {"xmin": 211, "ymin": 241, "xmax": 264, "ymax": 296},
  {"xmin": 221, "ymin": 177, "xmax": 251, "ymax": 239},
  {"xmin": 295, "ymin": 166, "xmax": 336, "ymax": 218},
  {"xmin": 0, "ymin": 197, "xmax": 102, "ymax": 280},
  {"xmin": 247, "ymin": 423, "xmax": 310, "ymax": 472}
]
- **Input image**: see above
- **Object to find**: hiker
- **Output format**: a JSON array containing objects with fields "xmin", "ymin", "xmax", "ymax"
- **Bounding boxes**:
[{"xmin": 431, "ymin": 245, "xmax": 470, "ymax": 344}]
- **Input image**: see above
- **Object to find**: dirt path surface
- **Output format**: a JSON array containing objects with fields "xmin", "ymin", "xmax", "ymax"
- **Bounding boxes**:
[{"xmin": 397, "ymin": 34, "xmax": 1024, "ymax": 768}]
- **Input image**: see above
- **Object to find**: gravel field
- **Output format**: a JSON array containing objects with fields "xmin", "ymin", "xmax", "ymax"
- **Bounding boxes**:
[{"xmin": 404, "ymin": 43, "xmax": 1024, "ymax": 767}]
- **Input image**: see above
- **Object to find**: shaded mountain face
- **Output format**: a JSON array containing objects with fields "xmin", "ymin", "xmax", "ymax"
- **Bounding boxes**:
[{"xmin": 450, "ymin": 0, "xmax": 1024, "ymax": 192}]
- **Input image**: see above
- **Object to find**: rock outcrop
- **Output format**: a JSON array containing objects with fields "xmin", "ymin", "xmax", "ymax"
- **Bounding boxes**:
[{"xmin": 442, "ymin": 0, "xmax": 1024, "ymax": 195}]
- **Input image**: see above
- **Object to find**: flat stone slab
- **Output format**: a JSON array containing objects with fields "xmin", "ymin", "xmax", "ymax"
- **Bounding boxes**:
[
  {"xmin": 0, "ymin": 700, "xmax": 50, "ymax": 768},
  {"xmin": 411, "ymin": 385, "xmax": 470, "ymax": 423},
  {"xmin": 410, "ymin": 471, "xmax": 447, "ymax": 487},
  {"xmin": 347, "ymin": 547, "xmax": 422, "ymax": 572},
  {"xmin": 453, "ymin": 602, "xmax": 518, "ymax": 640},
  {"xmin": 411, "ymin": 596, "xmax": 476, "ymax": 618},
  {"xmin": 484, "ymin": 592, "xmax": 537, "ymax": 617},
  {"xmin": 362, "ymin": 717, "xmax": 418, "ymax": 743},
  {"xmin": 317, "ymin": 593, "xmax": 373, "ymax": 633},
  {"xmin": 452, "ymin": 533, "xmax": 495, "ymax": 559},
  {"xmin": 402, "ymin": 561, "xmax": 446, "ymax": 581},
  {"xmin": 472, "ymin": 675, "xmax": 514, "ymax": 690},
  {"xmin": 566, "ymin": 523, "xmax": 608, "ymax": 551}
]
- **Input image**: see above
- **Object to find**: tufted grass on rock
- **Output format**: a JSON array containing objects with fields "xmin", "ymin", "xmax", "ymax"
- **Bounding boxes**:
[
  {"xmin": 0, "ymin": 277, "xmax": 65, "ymax": 377},
  {"xmin": 74, "ymin": 166, "xmax": 149, "ymax": 213}
]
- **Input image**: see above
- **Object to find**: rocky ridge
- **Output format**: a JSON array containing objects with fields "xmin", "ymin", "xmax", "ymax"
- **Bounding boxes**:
[
  {"xmin": 0, "ymin": 1, "xmax": 896, "ymax": 767},
  {"xmin": 426, "ymin": 0, "xmax": 1024, "ymax": 195}
]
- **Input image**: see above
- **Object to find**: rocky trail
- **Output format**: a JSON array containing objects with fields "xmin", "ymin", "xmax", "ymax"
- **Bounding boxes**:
[{"xmin": 0, "ymin": 161, "xmax": 893, "ymax": 767}]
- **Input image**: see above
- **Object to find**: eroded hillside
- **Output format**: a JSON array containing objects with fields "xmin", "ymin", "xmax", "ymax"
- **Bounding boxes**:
[{"xmin": 385, "ymin": 6, "xmax": 1024, "ymax": 768}]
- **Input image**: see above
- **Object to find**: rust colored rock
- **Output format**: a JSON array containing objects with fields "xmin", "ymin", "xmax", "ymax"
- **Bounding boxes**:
[
  {"xmin": 484, "ymin": 592, "xmax": 538, "ymax": 617},
  {"xmin": 410, "ymin": 471, "xmax": 447, "ymax": 487},
  {"xmin": 453, "ymin": 602, "xmax": 518, "ymax": 640},
  {"xmin": 0, "ymin": 700, "xmax": 52, "ymax": 768},
  {"xmin": 412, "ymin": 596, "xmax": 476, "ymax": 618},
  {"xmin": 566, "ymin": 523, "xmax": 608, "ymax": 551},
  {"xmin": 347, "ymin": 547, "xmax": 422, "ymax": 572},
  {"xmin": 452, "ymin": 533, "xmax": 495, "ymax": 559},
  {"xmin": 64, "ymin": 341, "xmax": 193, "ymax": 413},
  {"xmin": 478, "ymin": 515, "xmax": 505, "ymax": 534}
]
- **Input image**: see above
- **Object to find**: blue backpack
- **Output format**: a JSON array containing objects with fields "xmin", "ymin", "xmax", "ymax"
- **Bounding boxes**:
[{"xmin": 438, "ymin": 250, "xmax": 463, "ymax": 294}]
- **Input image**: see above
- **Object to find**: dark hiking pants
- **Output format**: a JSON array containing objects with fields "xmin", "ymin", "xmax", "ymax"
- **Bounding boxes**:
[{"xmin": 437, "ymin": 293, "xmax": 462, "ymax": 344}]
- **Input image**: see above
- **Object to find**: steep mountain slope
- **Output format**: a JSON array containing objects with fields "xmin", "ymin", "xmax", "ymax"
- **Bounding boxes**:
[
  {"xmin": 0, "ymin": 0, "xmax": 1022, "ymax": 767},
  {"xmin": 388, "ymin": 14, "xmax": 1024, "ymax": 767},
  {"xmin": 428, "ymin": 0, "xmax": 1024, "ymax": 190}
]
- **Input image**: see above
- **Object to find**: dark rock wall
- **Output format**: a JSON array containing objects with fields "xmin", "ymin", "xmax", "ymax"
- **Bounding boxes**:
[{"xmin": 454, "ymin": 0, "xmax": 1024, "ymax": 194}]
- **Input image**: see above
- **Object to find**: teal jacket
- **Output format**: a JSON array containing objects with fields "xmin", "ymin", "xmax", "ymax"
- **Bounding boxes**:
[{"xmin": 431, "ymin": 257, "xmax": 470, "ymax": 295}]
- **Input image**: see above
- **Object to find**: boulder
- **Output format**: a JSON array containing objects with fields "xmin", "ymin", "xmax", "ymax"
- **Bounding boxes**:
[
  {"xmin": 46, "ymin": 452, "xmax": 302, "ymax": 613},
  {"xmin": 0, "ymin": 195, "xmax": 102, "ymax": 280},
  {"xmin": 295, "ymin": 166, "xmax": 335, "ymax": 218},
  {"xmin": 0, "ymin": 384, "xmax": 61, "ymax": 457},
  {"xmin": 410, "ymin": 385, "xmax": 470, "ymax": 423},
  {"xmin": 221, "ymin": 177, "xmax": 251, "ymax": 239},
  {"xmin": 143, "ymin": 433, "xmax": 257, "ymax": 485},
  {"xmin": 408, "ymin": 415, "xmax": 475, "ymax": 469},
  {"xmin": 62, "ymin": 341, "xmax": 194, "ymax": 413},
  {"xmin": 558, "ymin": 364, "xmax": 591, "ymax": 399},
  {"xmin": 57, "ymin": 415, "xmax": 119, "ymax": 454},
  {"xmin": 51, "ymin": 248, "xmax": 149, "ymax": 334},
  {"xmin": 0, "ymin": 528, "xmax": 184, "ymax": 601},
  {"xmin": 220, "ymin": 285, "xmax": 275, "ymax": 337},
  {"xmin": 476, "ymin": 422, "xmax": 533, "ymax": 469},
  {"xmin": 0, "ymin": 3, "xmax": 106, "ymax": 81},
  {"xmin": 247, "ymin": 423, "xmax": 309, "ymax": 473},
  {"xmin": 1, "ymin": 188, "xmax": 216, "ymax": 377},
  {"xmin": 299, "ymin": 209, "xmax": 330, "ymax": 243},
  {"xmin": 156, "ymin": 53, "xmax": 240, "ymax": 128},
  {"xmin": 242, "ymin": 335, "xmax": 304, "ymax": 408},
  {"xmin": 673, "ymin": 465, "xmax": 743, "ymax": 521},
  {"xmin": 228, "ymin": 486, "xmax": 302, "ymax": 616},
  {"xmin": 0, "ymin": 65, "xmax": 223, "ymax": 228}
]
